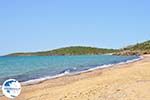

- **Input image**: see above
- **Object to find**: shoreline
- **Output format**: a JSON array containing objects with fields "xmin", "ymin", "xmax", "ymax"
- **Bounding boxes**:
[
  {"xmin": 1, "ymin": 55, "xmax": 150, "ymax": 100},
  {"xmin": 21, "ymin": 55, "xmax": 142, "ymax": 86},
  {"xmin": 0, "ymin": 55, "xmax": 139, "ymax": 86}
]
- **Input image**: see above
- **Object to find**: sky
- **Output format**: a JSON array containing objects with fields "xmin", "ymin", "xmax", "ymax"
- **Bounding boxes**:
[{"xmin": 0, "ymin": 0, "xmax": 150, "ymax": 55}]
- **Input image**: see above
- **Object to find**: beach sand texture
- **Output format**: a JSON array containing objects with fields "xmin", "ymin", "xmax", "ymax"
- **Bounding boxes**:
[{"xmin": 0, "ymin": 55, "xmax": 150, "ymax": 100}]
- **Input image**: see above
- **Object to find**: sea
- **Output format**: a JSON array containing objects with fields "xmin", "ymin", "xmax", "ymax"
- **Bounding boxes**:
[{"xmin": 0, "ymin": 55, "xmax": 141, "ymax": 85}]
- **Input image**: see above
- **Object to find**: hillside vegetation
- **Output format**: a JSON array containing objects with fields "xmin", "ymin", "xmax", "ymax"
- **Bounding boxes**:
[
  {"xmin": 115, "ymin": 40, "xmax": 150, "ymax": 55},
  {"xmin": 6, "ymin": 40, "xmax": 150, "ymax": 56},
  {"xmin": 6, "ymin": 46, "xmax": 117, "ymax": 56}
]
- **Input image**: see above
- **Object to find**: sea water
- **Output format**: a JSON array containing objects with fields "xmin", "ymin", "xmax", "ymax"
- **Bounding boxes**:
[{"xmin": 0, "ymin": 55, "xmax": 140, "ymax": 85}]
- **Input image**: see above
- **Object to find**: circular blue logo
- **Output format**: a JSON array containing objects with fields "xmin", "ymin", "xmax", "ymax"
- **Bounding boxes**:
[{"xmin": 2, "ymin": 79, "xmax": 21, "ymax": 99}]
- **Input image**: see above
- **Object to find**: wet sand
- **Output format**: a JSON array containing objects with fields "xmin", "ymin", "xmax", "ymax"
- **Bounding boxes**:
[{"xmin": 1, "ymin": 55, "xmax": 150, "ymax": 100}]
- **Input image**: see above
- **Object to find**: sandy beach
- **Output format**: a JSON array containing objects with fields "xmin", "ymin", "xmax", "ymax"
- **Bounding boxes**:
[{"xmin": 1, "ymin": 55, "xmax": 150, "ymax": 100}]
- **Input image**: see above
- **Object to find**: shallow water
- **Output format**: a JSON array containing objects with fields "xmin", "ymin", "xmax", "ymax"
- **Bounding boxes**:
[{"xmin": 0, "ymin": 55, "xmax": 139, "ymax": 84}]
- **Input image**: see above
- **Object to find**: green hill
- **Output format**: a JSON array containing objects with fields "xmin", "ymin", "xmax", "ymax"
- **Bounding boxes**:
[
  {"xmin": 124, "ymin": 40, "xmax": 150, "ymax": 51},
  {"xmin": 6, "ymin": 40, "xmax": 150, "ymax": 56},
  {"xmin": 6, "ymin": 46, "xmax": 117, "ymax": 56},
  {"xmin": 115, "ymin": 40, "xmax": 150, "ymax": 55}
]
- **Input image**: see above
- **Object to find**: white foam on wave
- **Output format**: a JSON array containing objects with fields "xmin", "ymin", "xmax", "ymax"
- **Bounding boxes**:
[
  {"xmin": 22, "ymin": 56, "xmax": 143, "ymax": 86},
  {"xmin": 22, "ymin": 72, "xmax": 70, "ymax": 85},
  {"xmin": 118, "ymin": 56, "xmax": 143, "ymax": 65},
  {"xmin": 74, "ymin": 56, "xmax": 143, "ymax": 74}
]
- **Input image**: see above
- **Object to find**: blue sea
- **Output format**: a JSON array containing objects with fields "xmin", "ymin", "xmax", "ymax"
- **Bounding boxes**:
[{"xmin": 0, "ymin": 55, "xmax": 140, "ymax": 85}]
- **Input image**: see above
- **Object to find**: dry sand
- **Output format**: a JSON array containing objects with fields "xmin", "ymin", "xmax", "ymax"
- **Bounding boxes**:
[{"xmin": 1, "ymin": 55, "xmax": 150, "ymax": 100}]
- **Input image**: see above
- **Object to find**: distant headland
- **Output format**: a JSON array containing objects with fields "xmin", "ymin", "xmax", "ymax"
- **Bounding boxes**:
[{"xmin": 5, "ymin": 40, "xmax": 150, "ymax": 56}]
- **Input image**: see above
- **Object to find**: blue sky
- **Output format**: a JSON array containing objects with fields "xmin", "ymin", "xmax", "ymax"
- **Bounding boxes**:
[{"xmin": 0, "ymin": 0, "xmax": 150, "ymax": 55}]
